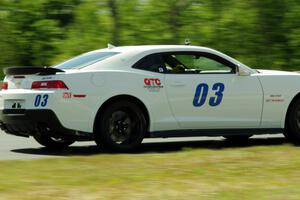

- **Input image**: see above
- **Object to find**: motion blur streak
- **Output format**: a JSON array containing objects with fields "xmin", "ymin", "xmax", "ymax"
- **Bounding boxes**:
[{"xmin": 0, "ymin": 0, "xmax": 299, "ymax": 76}]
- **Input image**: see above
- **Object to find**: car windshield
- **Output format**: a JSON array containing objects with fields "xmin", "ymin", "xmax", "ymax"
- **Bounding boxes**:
[{"xmin": 53, "ymin": 52, "xmax": 119, "ymax": 69}]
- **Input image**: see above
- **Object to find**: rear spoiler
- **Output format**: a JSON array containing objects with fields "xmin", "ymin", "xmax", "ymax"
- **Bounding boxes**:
[{"xmin": 3, "ymin": 67, "xmax": 65, "ymax": 76}]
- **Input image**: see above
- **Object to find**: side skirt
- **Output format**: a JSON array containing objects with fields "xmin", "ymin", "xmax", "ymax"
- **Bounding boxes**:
[{"xmin": 149, "ymin": 128, "xmax": 283, "ymax": 138}]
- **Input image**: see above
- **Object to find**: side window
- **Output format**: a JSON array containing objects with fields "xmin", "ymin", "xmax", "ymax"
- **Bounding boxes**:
[
  {"xmin": 163, "ymin": 53, "xmax": 236, "ymax": 74},
  {"xmin": 132, "ymin": 54, "xmax": 166, "ymax": 73}
]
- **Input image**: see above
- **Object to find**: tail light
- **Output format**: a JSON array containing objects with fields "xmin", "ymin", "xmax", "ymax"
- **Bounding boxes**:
[
  {"xmin": 31, "ymin": 80, "xmax": 69, "ymax": 90},
  {"xmin": 2, "ymin": 82, "xmax": 8, "ymax": 90}
]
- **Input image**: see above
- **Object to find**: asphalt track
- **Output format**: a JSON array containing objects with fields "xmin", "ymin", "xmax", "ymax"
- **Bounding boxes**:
[{"xmin": 0, "ymin": 131, "xmax": 286, "ymax": 160}]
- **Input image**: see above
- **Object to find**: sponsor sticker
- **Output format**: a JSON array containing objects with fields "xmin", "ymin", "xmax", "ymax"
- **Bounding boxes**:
[
  {"xmin": 266, "ymin": 95, "xmax": 284, "ymax": 103},
  {"xmin": 42, "ymin": 76, "xmax": 53, "ymax": 80},
  {"xmin": 266, "ymin": 99, "xmax": 284, "ymax": 103},
  {"xmin": 63, "ymin": 92, "xmax": 72, "ymax": 99},
  {"xmin": 144, "ymin": 78, "xmax": 163, "ymax": 92}
]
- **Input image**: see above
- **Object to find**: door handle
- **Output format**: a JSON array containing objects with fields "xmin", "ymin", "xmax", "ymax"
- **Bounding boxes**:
[{"xmin": 170, "ymin": 81, "xmax": 185, "ymax": 87}]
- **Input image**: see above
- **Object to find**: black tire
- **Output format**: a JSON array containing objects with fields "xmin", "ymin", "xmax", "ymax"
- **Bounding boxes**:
[
  {"xmin": 284, "ymin": 98, "xmax": 300, "ymax": 144},
  {"xmin": 95, "ymin": 101, "xmax": 147, "ymax": 152},
  {"xmin": 223, "ymin": 135, "xmax": 252, "ymax": 141},
  {"xmin": 34, "ymin": 135, "xmax": 75, "ymax": 149}
]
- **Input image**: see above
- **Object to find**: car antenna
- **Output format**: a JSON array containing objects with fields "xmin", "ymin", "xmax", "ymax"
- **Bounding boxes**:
[
  {"xmin": 185, "ymin": 38, "xmax": 191, "ymax": 45},
  {"xmin": 107, "ymin": 43, "xmax": 116, "ymax": 49}
]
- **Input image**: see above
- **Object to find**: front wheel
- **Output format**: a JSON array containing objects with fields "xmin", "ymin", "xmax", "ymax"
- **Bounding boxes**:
[
  {"xmin": 95, "ymin": 101, "xmax": 147, "ymax": 152},
  {"xmin": 34, "ymin": 134, "xmax": 75, "ymax": 149},
  {"xmin": 284, "ymin": 99, "xmax": 300, "ymax": 144}
]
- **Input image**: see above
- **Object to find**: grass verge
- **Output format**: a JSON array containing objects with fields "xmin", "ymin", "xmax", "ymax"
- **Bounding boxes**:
[{"xmin": 0, "ymin": 144, "xmax": 300, "ymax": 200}]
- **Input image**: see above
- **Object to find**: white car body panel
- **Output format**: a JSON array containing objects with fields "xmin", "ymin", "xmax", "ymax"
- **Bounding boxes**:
[
  {"xmin": 165, "ymin": 74, "xmax": 263, "ymax": 129},
  {"xmin": 254, "ymin": 70, "xmax": 300, "ymax": 128}
]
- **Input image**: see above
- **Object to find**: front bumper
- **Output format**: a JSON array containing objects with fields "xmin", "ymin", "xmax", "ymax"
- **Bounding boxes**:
[{"xmin": 0, "ymin": 109, "xmax": 92, "ymax": 140}]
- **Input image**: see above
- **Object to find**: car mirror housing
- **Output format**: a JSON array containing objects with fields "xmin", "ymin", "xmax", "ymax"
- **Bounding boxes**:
[{"xmin": 237, "ymin": 65, "xmax": 251, "ymax": 76}]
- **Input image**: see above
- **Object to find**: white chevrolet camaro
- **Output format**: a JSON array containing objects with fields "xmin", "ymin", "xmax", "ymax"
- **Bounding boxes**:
[{"xmin": 1, "ymin": 45, "xmax": 300, "ymax": 151}]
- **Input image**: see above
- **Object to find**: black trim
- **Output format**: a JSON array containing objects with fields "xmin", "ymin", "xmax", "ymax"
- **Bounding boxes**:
[
  {"xmin": 150, "ymin": 128, "xmax": 283, "ymax": 138},
  {"xmin": 4, "ymin": 67, "xmax": 64, "ymax": 76},
  {"xmin": 0, "ymin": 109, "xmax": 92, "ymax": 140},
  {"xmin": 132, "ymin": 54, "xmax": 166, "ymax": 73},
  {"xmin": 132, "ymin": 51, "xmax": 237, "ymax": 74},
  {"xmin": 2, "ymin": 109, "xmax": 26, "ymax": 115}
]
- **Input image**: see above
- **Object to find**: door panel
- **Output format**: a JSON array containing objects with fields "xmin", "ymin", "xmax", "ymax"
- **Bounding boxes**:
[{"xmin": 165, "ymin": 74, "xmax": 263, "ymax": 129}]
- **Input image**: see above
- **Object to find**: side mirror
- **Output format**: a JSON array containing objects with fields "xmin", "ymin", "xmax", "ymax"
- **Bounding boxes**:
[{"xmin": 237, "ymin": 65, "xmax": 251, "ymax": 76}]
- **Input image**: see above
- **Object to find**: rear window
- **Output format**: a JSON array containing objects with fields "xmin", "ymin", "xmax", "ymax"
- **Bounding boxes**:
[{"xmin": 53, "ymin": 52, "xmax": 119, "ymax": 69}]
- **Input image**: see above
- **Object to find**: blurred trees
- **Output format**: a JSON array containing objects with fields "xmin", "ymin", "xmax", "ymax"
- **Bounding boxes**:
[{"xmin": 0, "ymin": 0, "xmax": 300, "ymax": 73}]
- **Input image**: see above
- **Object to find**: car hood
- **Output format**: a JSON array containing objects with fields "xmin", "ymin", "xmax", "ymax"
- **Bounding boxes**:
[{"xmin": 256, "ymin": 69, "xmax": 300, "ymax": 75}]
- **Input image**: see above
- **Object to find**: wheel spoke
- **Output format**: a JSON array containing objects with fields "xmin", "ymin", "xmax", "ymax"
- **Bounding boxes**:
[
  {"xmin": 96, "ymin": 102, "xmax": 146, "ymax": 151},
  {"xmin": 108, "ymin": 110, "xmax": 135, "ymax": 143}
]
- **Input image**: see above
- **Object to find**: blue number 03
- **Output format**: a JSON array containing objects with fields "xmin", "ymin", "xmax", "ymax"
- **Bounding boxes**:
[
  {"xmin": 209, "ymin": 83, "xmax": 225, "ymax": 107},
  {"xmin": 34, "ymin": 94, "xmax": 49, "ymax": 107},
  {"xmin": 193, "ymin": 83, "xmax": 209, "ymax": 107},
  {"xmin": 193, "ymin": 83, "xmax": 225, "ymax": 107}
]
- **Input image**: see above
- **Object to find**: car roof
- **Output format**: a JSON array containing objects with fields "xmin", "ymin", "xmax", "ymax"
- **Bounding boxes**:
[
  {"xmin": 80, "ymin": 45, "xmax": 256, "ymax": 73},
  {"xmin": 93, "ymin": 45, "xmax": 214, "ymax": 54}
]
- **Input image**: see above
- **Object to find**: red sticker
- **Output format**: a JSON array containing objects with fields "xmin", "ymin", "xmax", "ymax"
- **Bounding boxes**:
[
  {"xmin": 144, "ymin": 78, "xmax": 163, "ymax": 91},
  {"xmin": 63, "ymin": 92, "xmax": 72, "ymax": 99},
  {"xmin": 144, "ymin": 78, "xmax": 161, "ymax": 86},
  {"xmin": 73, "ymin": 94, "xmax": 86, "ymax": 98}
]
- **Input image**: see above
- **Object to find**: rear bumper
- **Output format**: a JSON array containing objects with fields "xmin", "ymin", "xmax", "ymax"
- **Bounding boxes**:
[{"xmin": 0, "ymin": 109, "xmax": 92, "ymax": 140}]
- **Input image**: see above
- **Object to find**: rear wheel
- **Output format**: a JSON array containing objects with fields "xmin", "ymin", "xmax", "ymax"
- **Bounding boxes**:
[
  {"xmin": 223, "ymin": 135, "xmax": 252, "ymax": 141},
  {"xmin": 95, "ymin": 101, "xmax": 147, "ymax": 152},
  {"xmin": 284, "ymin": 98, "xmax": 300, "ymax": 144},
  {"xmin": 34, "ymin": 135, "xmax": 75, "ymax": 149}
]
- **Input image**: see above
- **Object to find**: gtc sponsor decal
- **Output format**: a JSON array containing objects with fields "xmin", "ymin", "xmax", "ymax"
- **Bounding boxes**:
[
  {"xmin": 144, "ymin": 78, "xmax": 163, "ymax": 92},
  {"xmin": 144, "ymin": 78, "xmax": 161, "ymax": 87}
]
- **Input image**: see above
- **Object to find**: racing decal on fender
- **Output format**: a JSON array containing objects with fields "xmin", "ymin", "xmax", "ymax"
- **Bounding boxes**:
[
  {"xmin": 63, "ymin": 92, "xmax": 72, "ymax": 99},
  {"xmin": 73, "ymin": 94, "xmax": 87, "ymax": 98},
  {"xmin": 144, "ymin": 78, "xmax": 163, "ymax": 92},
  {"xmin": 266, "ymin": 94, "xmax": 285, "ymax": 103}
]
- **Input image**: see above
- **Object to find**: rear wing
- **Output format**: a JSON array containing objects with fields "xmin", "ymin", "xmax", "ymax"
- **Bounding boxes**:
[{"xmin": 4, "ymin": 67, "xmax": 65, "ymax": 76}]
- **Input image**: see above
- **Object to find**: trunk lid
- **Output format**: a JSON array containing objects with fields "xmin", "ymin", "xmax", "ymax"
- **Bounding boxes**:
[{"xmin": 3, "ymin": 67, "xmax": 65, "ymax": 90}]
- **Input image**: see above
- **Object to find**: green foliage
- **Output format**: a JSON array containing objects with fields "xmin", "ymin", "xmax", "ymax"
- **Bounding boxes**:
[
  {"xmin": 51, "ymin": 0, "xmax": 111, "ymax": 64},
  {"xmin": 0, "ymin": 0, "xmax": 299, "ymax": 71}
]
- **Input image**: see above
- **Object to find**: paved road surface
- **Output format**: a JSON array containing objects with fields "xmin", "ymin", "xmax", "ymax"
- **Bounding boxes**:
[{"xmin": 0, "ymin": 131, "xmax": 286, "ymax": 160}]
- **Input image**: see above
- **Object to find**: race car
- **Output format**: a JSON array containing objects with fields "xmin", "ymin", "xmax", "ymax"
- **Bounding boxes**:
[{"xmin": 1, "ymin": 45, "xmax": 300, "ymax": 151}]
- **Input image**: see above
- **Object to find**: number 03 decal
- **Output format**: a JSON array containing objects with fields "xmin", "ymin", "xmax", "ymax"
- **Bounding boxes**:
[
  {"xmin": 193, "ymin": 83, "xmax": 225, "ymax": 107},
  {"xmin": 34, "ymin": 94, "xmax": 49, "ymax": 107}
]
